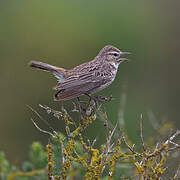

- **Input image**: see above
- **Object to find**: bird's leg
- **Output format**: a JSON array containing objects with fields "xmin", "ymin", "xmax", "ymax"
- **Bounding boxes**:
[
  {"xmin": 77, "ymin": 97, "xmax": 86, "ymax": 111},
  {"xmin": 85, "ymin": 93, "xmax": 112, "ymax": 103},
  {"xmin": 77, "ymin": 97, "xmax": 86, "ymax": 124},
  {"xmin": 84, "ymin": 93, "xmax": 98, "ymax": 109}
]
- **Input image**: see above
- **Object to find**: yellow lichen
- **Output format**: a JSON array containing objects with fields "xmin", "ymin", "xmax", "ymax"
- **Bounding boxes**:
[
  {"xmin": 46, "ymin": 143, "xmax": 53, "ymax": 178},
  {"xmin": 8, "ymin": 170, "xmax": 45, "ymax": 180},
  {"xmin": 40, "ymin": 104, "xmax": 179, "ymax": 179}
]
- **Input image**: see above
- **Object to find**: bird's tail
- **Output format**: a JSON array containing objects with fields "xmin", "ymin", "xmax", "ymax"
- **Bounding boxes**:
[
  {"xmin": 29, "ymin": 61, "xmax": 66, "ymax": 83},
  {"xmin": 29, "ymin": 61, "xmax": 60, "ymax": 72}
]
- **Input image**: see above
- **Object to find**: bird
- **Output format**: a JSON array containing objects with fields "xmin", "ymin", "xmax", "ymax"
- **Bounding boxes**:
[{"xmin": 29, "ymin": 45, "xmax": 130, "ymax": 101}]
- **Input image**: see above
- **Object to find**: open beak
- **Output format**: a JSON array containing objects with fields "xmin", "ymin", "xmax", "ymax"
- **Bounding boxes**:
[
  {"xmin": 118, "ymin": 51, "xmax": 131, "ymax": 62},
  {"xmin": 120, "ymin": 51, "xmax": 131, "ymax": 55}
]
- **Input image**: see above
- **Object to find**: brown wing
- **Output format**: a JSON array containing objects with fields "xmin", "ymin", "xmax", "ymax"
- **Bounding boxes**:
[
  {"xmin": 54, "ymin": 79, "xmax": 107, "ymax": 101},
  {"xmin": 53, "ymin": 60, "xmax": 111, "ymax": 101}
]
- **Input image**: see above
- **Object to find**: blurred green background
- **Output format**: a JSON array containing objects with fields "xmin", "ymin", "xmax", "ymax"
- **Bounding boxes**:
[{"xmin": 0, "ymin": 0, "xmax": 179, "ymax": 166}]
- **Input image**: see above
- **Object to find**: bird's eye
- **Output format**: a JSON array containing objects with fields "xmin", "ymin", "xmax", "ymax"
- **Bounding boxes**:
[
  {"xmin": 108, "ymin": 51, "xmax": 120, "ymax": 57},
  {"xmin": 112, "ymin": 52, "xmax": 119, "ymax": 57}
]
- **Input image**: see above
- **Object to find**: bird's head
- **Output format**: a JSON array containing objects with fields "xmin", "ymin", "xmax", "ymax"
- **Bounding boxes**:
[{"xmin": 98, "ymin": 45, "xmax": 130, "ymax": 65}]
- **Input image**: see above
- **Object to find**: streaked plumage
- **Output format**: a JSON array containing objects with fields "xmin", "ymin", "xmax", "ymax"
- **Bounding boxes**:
[{"xmin": 29, "ymin": 45, "xmax": 130, "ymax": 101}]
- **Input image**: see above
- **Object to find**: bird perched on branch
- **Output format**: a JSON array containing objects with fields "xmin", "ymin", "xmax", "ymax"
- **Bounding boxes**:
[{"xmin": 29, "ymin": 45, "xmax": 130, "ymax": 101}]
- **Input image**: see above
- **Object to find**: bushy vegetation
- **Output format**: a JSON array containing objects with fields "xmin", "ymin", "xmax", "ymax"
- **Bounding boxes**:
[{"xmin": 0, "ymin": 99, "xmax": 179, "ymax": 180}]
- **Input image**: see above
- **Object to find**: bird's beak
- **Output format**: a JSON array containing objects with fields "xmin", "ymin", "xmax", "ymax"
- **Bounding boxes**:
[
  {"xmin": 120, "ymin": 51, "xmax": 131, "ymax": 55},
  {"xmin": 118, "ymin": 58, "xmax": 129, "ymax": 62},
  {"xmin": 118, "ymin": 51, "xmax": 131, "ymax": 62}
]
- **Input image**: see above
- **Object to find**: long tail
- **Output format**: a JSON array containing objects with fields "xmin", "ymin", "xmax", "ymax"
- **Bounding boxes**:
[
  {"xmin": 29, "ymin": 61, "xmax": 59, "ymax": 72},
  {"xmin": 29, "ymin": 61, "xmax": 66, "ymax": 83}
]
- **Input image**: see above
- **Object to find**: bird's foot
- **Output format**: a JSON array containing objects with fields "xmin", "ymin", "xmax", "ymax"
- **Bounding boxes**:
[{"xmin": 95, "ymin": 95, "xmax": 113, "ymax": 102}]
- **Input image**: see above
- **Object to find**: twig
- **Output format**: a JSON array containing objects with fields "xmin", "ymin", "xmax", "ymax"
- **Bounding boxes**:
[
  {"xmin": 173, "ymin": 164, "xmax": 180, "ymax": 179},
  {"xmin": 148, "ymin": 130, "xmax": 180, "ymax": 158},
  {"xmin": 167, "ymin": 146, "xmax": 180, "ymax": 152},
  {"xmin": 27, "ymin": 105, "xmax": 55, "ymax": 133},
  {"xmin": 164, "ymin": 129, "xmax": 180, "ymax": 145},
  {"xmin": 140, "ymin": 113, "xmax": 146, "ymax": 151},
  {"xmin": 71, "ymin": 102, "xmax": 79, "ymax": 112},
  {"xmin": 31, "ymin": 119, "xmax": 55, "ymax": 138},
  {"xmin": 106, "ymin": 123, "xmax": 118, "ymax": 149},
  {"xmin": 122, "ymin": 136, "xmax": 141, "ymax": 156}
]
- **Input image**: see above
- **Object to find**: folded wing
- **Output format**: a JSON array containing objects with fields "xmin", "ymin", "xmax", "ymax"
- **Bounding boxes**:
[{"xmin": 54, "ymin": 72, "xmax": 109, "ymax": 101}]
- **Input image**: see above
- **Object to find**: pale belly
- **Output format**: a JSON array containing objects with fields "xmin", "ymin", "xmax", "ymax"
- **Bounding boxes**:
[{"xmin": 89, "ymin": 73, "xmax": 117, "ymax": 95}]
